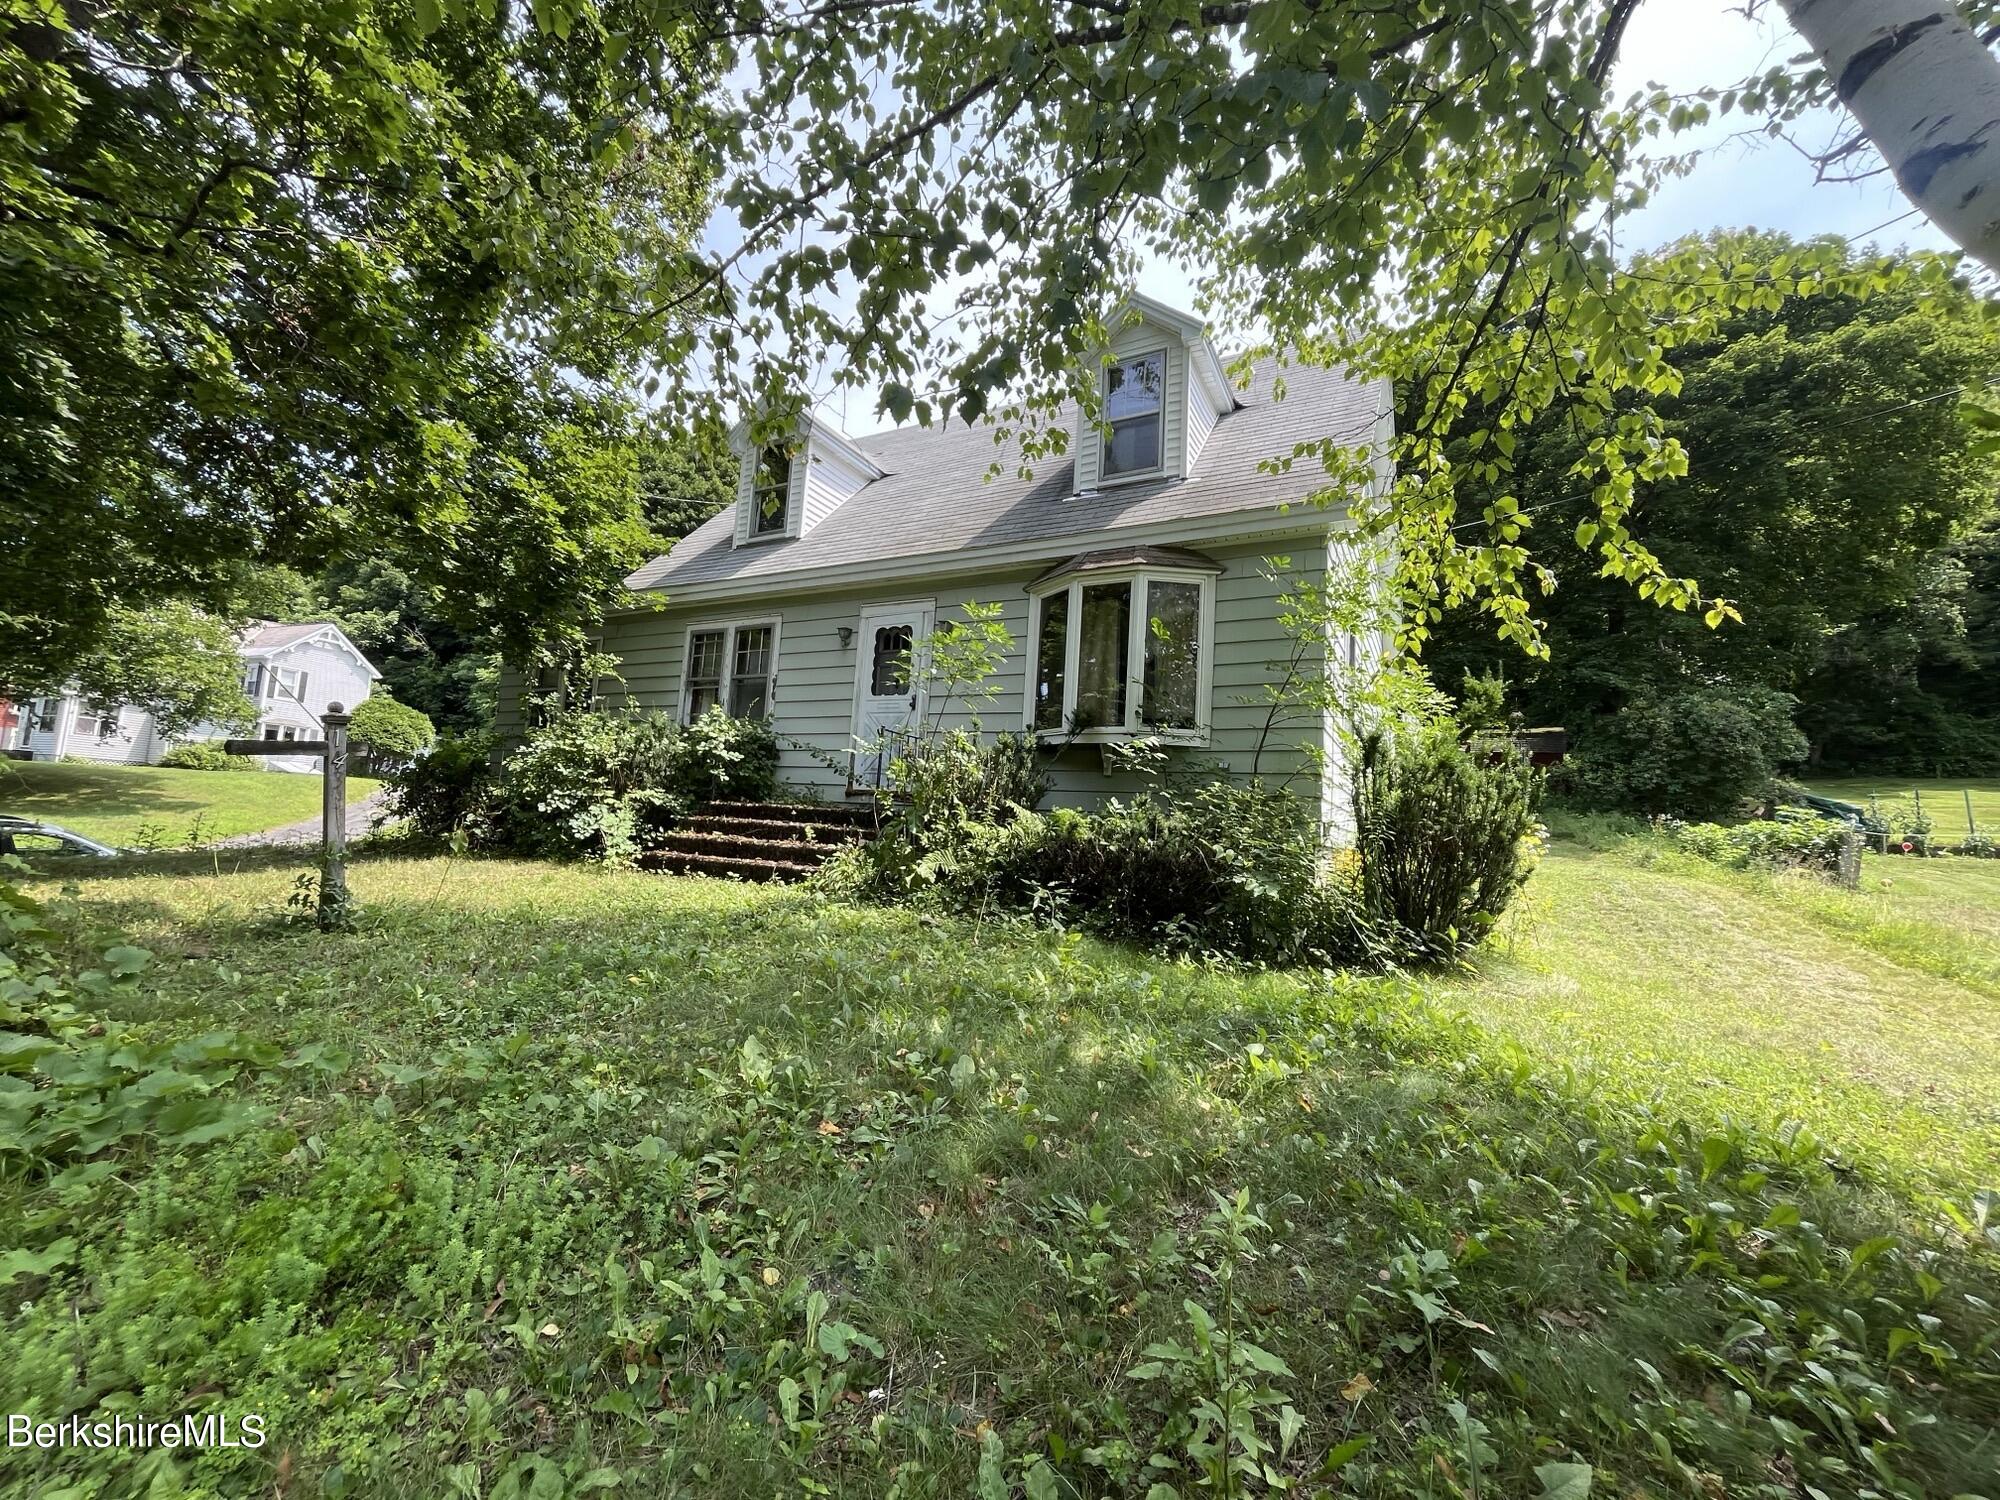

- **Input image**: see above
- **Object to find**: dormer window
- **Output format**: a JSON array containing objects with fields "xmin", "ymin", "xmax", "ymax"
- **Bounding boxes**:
[
  {"xmin": 752, "ymin": 446, "xmax": 792, "ymax": 536},
  {"xmin": 729, "ymin": 414, "xmax": 882, "ymax": 548},
  {"xmin": 1102, "ymin": 350, "xmax": 1165, "ymax": 479}
]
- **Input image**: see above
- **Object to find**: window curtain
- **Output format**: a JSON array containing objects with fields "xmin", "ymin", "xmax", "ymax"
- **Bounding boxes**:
[{"xmin": 1074, "ymin": 583, "xmax": 1130, "ymax": 728}]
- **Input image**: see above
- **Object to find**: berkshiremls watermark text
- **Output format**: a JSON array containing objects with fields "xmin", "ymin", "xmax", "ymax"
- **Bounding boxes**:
[{"xmin": 7, "ymin": 1413, "xmax": 267, "ymax": 1450}]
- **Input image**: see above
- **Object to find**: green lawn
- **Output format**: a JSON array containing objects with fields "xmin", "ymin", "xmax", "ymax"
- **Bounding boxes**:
[
  {"xmin": 1804, "ymin": 775, "xmax": 2000, "ymax": 837},
  {"xmin": 3, "ymin": 844, "xmax": 1995, "ymax": 1499},
  {"xmin": 0, "ymin": 758, "xmax": 380, "ymax": 846},
  {"xmin": 1444, "ymin": 844, "xmax": 2000, "ymax": 1190}
]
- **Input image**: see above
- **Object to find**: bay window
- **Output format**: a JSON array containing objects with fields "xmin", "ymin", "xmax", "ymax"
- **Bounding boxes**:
[
  {"xmin": 1027, "ymin": 567, "xmax": 1213, "ymax": 741},
  {"xmin": 681, "ymin": 619, "xmax": 779, "ymax": 723}
]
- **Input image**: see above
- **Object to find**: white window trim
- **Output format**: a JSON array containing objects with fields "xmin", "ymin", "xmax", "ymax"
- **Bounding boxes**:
[
  {"xmin": 679, "ymin": 615, "xmax": 784, "ymax": 724},
  {"xmin": 1097, "ymin": 346, "xmax": 1169, "ymax": 488},
  {"xmin": 740, "ymin": 443, "xmax": 804, "ymax": 546},
  {"xmin": 1023, "ymin": 567, "xmax": 1215, "ymax": 746}
]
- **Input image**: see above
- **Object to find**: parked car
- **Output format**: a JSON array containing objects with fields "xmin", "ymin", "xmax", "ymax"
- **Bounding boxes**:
[{"xmin": 0, "ymin": 816, "xmax": 123, "ymax": 859}]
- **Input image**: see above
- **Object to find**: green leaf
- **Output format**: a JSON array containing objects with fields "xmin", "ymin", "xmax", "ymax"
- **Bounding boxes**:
[
  {"xmin": 1846, "ymin": 1235, "xmax": 1896, "ymax": 1278},
  {"xmin": 1234, "ymin": 1340, "xmax": 1295, "ymax": 1377},
  {"xmin": 1276, "ymin": 1404, "xmax": 1306, "ymax": 1457},
  {"xmin": 815, "ymin": 1320, "xmax": 883, "ymax": 1362},
  {"xmin": 0, "ymin": 1033, "xmax": 62, "ymax": 1073},
  {"xmin": 1536, "ymin": 1461, "xmax": 1593, "ymax": 1500},
  {"xmin": 0, "ymin": 1237, "xmax": 77, "ymax": 1286},
  {"xmin": 1699, "ymin": 1134, "xmax": 1731, "ymax": 1181},
  {"xmin": 1316, "ymin": 1435, "xmax": 1371, "ymax": 1475},
  {"xmin": 102, "ymin": 945, "xmax": 151, "ymax": 977},
  {"xmin": 977, "ymin": 1429, "xmax": 1008, "ymax": 1500},
  {"xmin": 1024, "ymin": 1459, "xmax": 1059, "ymax": 1500}
]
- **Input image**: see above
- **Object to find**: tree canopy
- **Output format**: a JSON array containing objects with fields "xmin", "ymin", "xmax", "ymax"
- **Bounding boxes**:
[
  {"xmin": 639, "ymin": 0, "xmax": 1998, "ymax": 658},
  {"xmin": 0, "ymin": 0, "xmax": 712, "ymax": 689},
  {"xmin": 49, "ymin": 604, "xmax": 257, "ymax": 740},
  {"xmin": 1431, "ymin": 233, "xmax": 2000, "ymax": 807},
  {"xmin": 7, "ymin": 0, "xmax": 1998, "ymax": 695}
]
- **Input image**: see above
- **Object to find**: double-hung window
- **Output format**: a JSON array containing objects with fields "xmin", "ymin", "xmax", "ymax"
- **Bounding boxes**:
[
  {"xmin": 681, "ymin": 619, "xmax": 779, "ymax": 723},
  {"xmin": 751, "ymin": 447, "xmax": 792, "ymax": 537},
  {"xmin": 1028, "ymin": 568, "xmax": 1213, "ymax": 741},
  {"xmin": 1101, "ymin": 350, "xmax": 1165, "ymax": 480}
]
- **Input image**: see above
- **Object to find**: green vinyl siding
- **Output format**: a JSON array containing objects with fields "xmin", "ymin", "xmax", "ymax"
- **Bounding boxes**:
[{"xmin": 583, "ymin": 534, "xmax": 1341, "ymax": 816}]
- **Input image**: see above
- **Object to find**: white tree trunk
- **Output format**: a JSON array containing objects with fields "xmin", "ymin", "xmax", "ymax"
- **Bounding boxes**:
[{"xmin": 1778, "ymin": 0, "xmax": 2000, "ymax": 270}]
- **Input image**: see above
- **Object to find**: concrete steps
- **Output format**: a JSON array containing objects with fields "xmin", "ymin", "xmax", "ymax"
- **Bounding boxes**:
[{"xmin": 639, "ymin": 800, "xmax": 881, "ymax": 883}]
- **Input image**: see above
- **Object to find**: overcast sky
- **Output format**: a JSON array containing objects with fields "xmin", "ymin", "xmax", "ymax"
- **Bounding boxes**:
[{"xmin": 714, "ymin": 2, "xmax": 1963, "ymax": 437}]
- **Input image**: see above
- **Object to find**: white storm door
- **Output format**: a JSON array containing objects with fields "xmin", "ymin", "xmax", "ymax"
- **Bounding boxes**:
[{"xmin": 849, "ymin": 600, "xmax": 933, "ymax": 789}]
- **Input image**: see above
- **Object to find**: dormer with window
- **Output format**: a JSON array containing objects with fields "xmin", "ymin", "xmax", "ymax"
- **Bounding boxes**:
[
  {"xmin": 1073, "ymin": 296, "xmax": 1238, "ymax": 494},
  {"xmin": 730, "ymin": 412, "xmax": 884, "ymax": 546}
]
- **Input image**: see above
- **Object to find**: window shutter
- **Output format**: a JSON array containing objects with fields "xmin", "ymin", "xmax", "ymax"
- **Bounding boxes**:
[
  {"xmin": 734, "ymin": 451, "xmax": 754, "ymax": 547},
  {"xmin": 1074, "ymin": 404, "xmax": 1099, "ymax": 492}
]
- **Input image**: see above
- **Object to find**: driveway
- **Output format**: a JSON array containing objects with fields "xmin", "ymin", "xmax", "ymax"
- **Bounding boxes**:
[{"xmin": 210, "ymin": 789, "xmax": 392, "ymax": 849}]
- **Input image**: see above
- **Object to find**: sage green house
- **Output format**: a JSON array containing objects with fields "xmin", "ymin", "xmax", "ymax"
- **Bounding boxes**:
[{"xmin": 594, "ymin": 297, "xmax": 1391, "ymax": 831}]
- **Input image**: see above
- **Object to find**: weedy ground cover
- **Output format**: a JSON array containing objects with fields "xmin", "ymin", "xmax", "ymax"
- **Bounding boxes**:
[{"xmin": 2, "ymin": 847, "xmax": 1994, "ymax": 1499}]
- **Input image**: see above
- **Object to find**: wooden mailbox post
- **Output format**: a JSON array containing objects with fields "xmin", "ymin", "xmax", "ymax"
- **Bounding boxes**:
[{"xmin": 223, "ymin": 700, "xmax": 353, "ymax": 931}]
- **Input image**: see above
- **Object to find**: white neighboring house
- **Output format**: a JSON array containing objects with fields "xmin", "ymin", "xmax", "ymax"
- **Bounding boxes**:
[{"xmin": 6, "ymin": 620, "xmax": 381, "ymax": 774}]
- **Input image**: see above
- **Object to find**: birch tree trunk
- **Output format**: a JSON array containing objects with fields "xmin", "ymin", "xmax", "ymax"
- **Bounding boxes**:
[{"xmin": 1777, "ymin": 0, "xmax": 2000, "ymax": 270}]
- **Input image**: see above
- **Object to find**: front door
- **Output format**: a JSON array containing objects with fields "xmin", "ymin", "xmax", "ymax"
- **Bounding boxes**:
[{"xmin": 849, "ymin": 599, "xmax": 933, "ymax": 790}]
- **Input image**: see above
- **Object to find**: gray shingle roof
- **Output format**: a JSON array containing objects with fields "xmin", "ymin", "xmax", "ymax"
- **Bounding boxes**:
[{"xmin": 627, "ymin": 358, "xmax": 1387, "ymax": 595}]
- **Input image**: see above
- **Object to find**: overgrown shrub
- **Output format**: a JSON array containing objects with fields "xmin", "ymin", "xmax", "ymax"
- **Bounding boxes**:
[
  {"xmin": 1352, "ymin": 722, "xmax": 1541, "ymax": 960},
  {"xmin": 388, "ymin": 709, "xmax": 779, "ymax": 861},
  {"xmin": 386, "ymin": 733, "xmax": 499, "ymax": 842},
  {"xmin": 840, "ymin": 777, "xmax": 1383, "ymax": 967},
  {"xmin": 670, "ymin": 705, "xmax": 779, "ymax": 804},
  {"xmin": 1556, "ymin": 683, "xmax": 1806, "ymax": 819},
  {"xmin": 892, "ymin": 728, "xmax": 1048, "ymax": 827},
  {"xmin": 489, "ymin": 712, "xmax": 687, "ymax": 861},
  {"xmin": 159, "ymin": 740, "xmax": 258, "ymax": 772},
  {"xmin": 1666, "ymin": 814, "xmax": 1851, "ymax": 874}
]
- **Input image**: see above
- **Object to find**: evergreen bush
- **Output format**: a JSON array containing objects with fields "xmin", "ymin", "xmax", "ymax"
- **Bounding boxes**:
[
  {"xmin": 1351, "ymin": 722, "xmax": 1541, "ymax": 960},
  {"xmin": 349, "ymin": 693, "xmax": 436, "ymax": 764}
]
